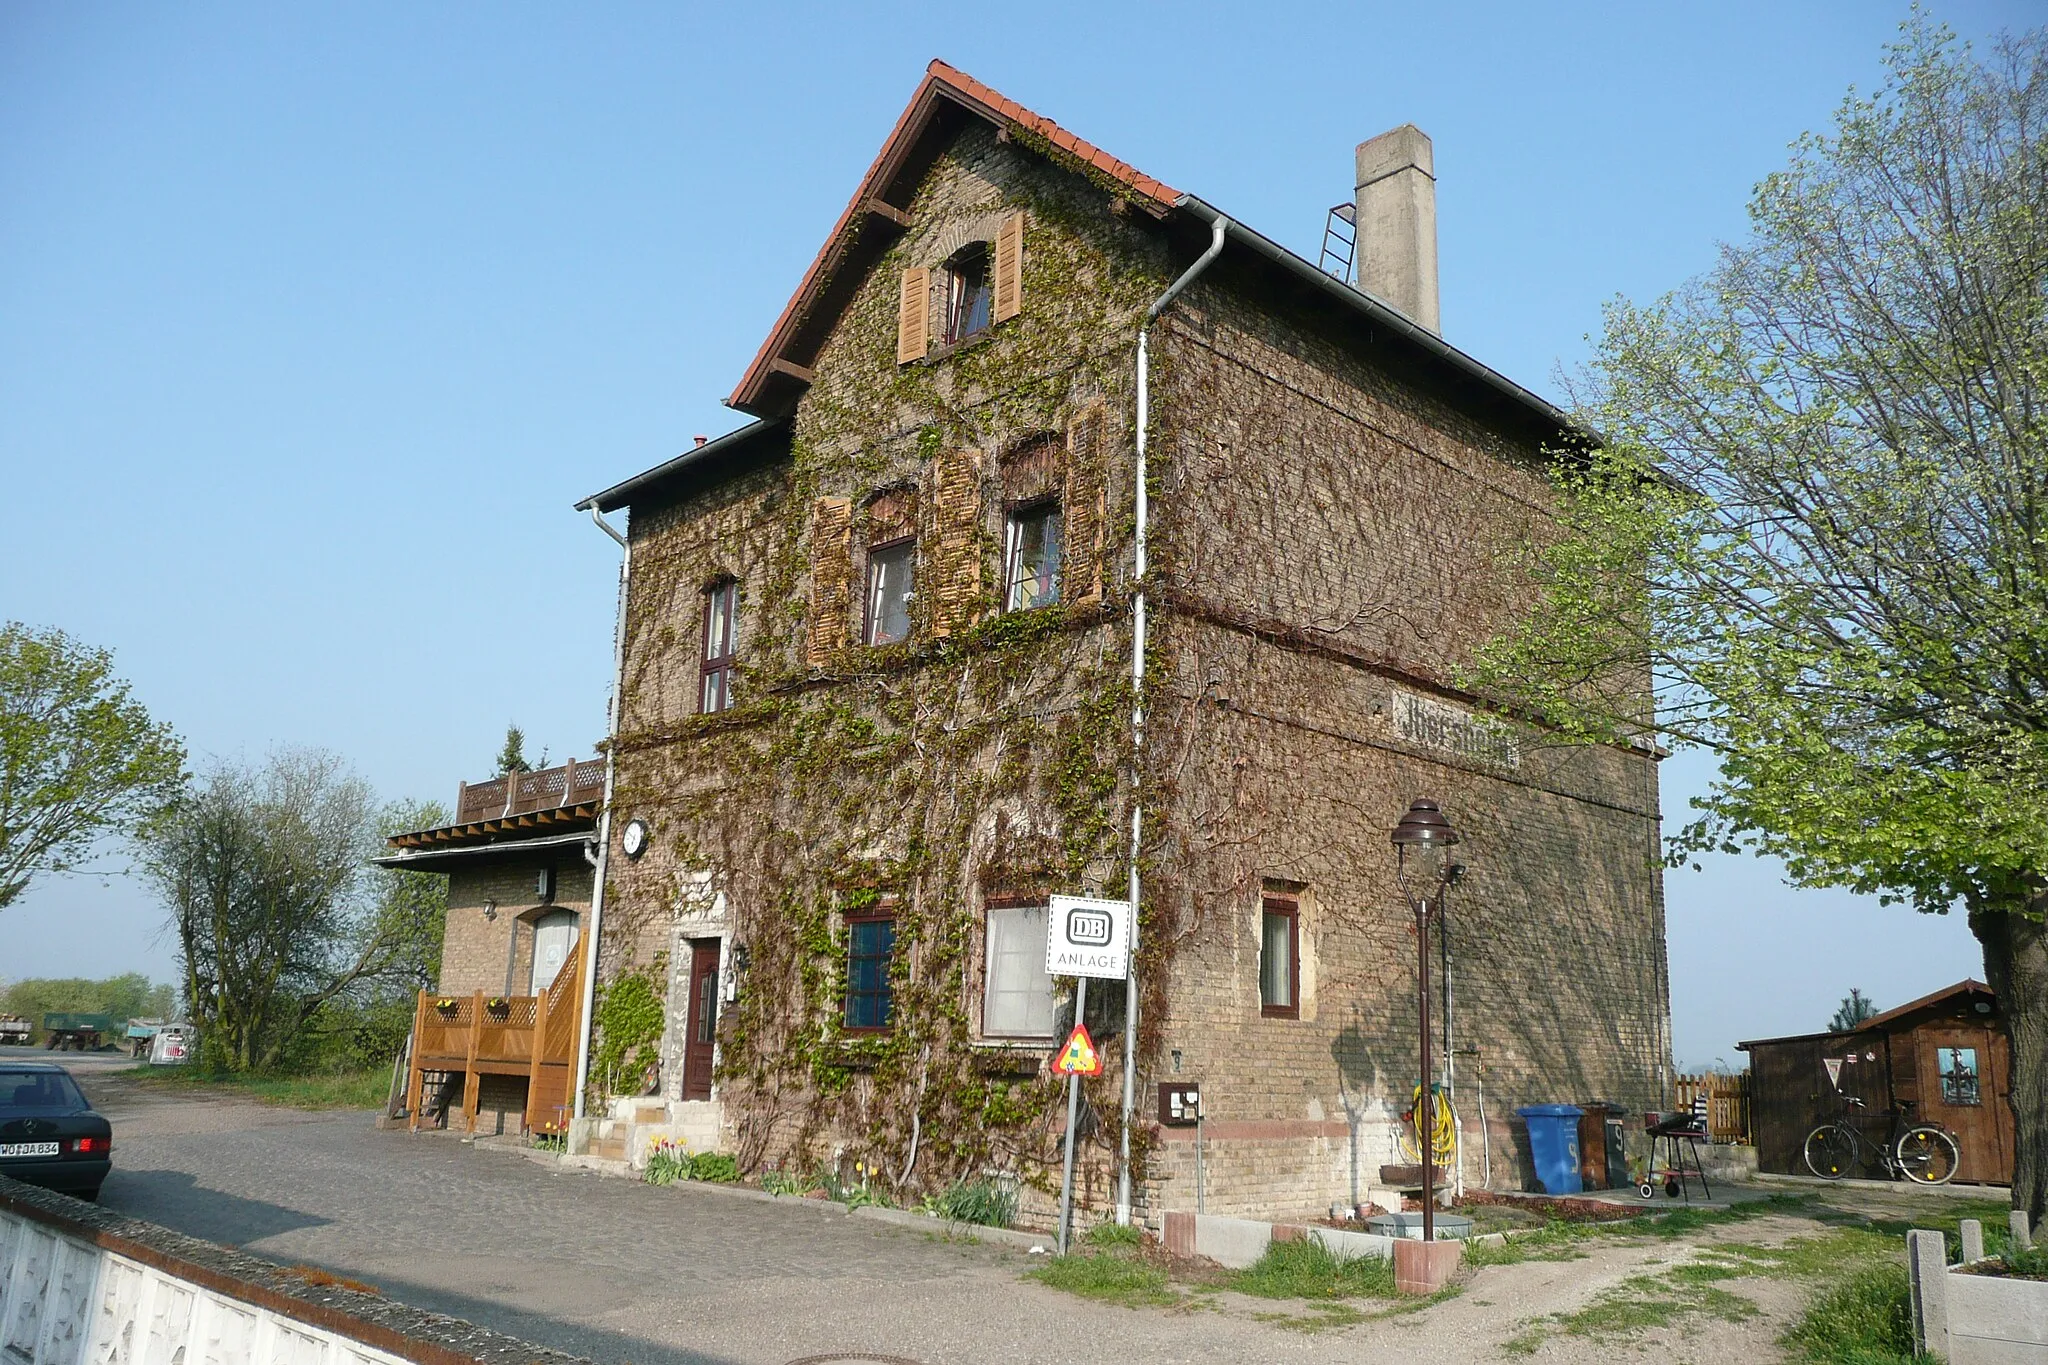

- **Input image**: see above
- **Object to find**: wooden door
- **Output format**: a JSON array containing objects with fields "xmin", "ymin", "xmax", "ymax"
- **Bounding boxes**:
[
  {"xmin": 681, "ymin": 940, "xmax": 720, "ymax": 1103},
  {"xmin": 1921, "ymin": 1026, "xmax": 2008, "ymax": 1183}
]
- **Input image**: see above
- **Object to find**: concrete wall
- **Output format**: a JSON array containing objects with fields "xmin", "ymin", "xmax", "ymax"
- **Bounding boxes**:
[{"xmin": 0, "ymin": 1178, "xmax": 581, "ymax": 1365}]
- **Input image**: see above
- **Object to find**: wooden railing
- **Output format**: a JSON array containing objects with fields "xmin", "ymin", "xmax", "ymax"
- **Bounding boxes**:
[
  {"xmin": 1675, "ymin": 1071, "xmax": 1751, "ymax": 1144},
  {"xmin": 404, "ymin": 942, "xmax": 587, "ymax": 1135},
  {"xmin": 454, "ymin": 759, "xmax": 606, "ymax": 825}
]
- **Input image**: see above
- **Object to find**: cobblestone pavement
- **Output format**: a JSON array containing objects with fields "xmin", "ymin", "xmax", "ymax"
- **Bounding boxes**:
[{"xmin": 71, "ymin": 1067, "xmax": 1832, "ymax": 1365}]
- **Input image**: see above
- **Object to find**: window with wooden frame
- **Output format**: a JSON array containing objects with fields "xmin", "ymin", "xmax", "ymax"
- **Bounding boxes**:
[
  {"xmin": 698, "ymin": 578, "xmax": 736, "ymax": 714},
  {"xmin": 862, "ymin": 488, "xmax": 917, "ymax": 647},
  {"xmin": 940, "ymin": 243, "xmax": 993, "ymax": 346},
  {"xmin": 844, "ymin": 913, "xmax": 897, "ymax": 1031},
  {"xmin": 1260, "ymin": 897, "xmax": 1299, "ymax": 1017},
  {"xmin": 1003, "ymin": 501, "xmax": 1063, "ymax": 612},
  {"xmin": 999, "ymin": 434, "xmax": 1062, "ymax": 613},
  {"xmin": 982, "ymin": 899, "xmax": 1056, "ymax": 1039}
]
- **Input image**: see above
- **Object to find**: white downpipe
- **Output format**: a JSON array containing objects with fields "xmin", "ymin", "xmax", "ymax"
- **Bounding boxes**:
[
  {"xmin": 1117, "ymin": 213, "xmax": 1229, "ymax": 1227},
  {"xmin": 573, "ymin": 504, "xmax": 630, "ymax": 1122}
]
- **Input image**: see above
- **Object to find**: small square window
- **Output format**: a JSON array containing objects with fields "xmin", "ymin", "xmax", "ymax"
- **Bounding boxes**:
[
  {"xmin": 983, "ymin": 903, "xmax": 1056, "ymax": 1039},
  {"xmin": 1004, "ymin": 501, "xmax": 1063, "ymax": 612},
  {"xmin": 1260, "ymin": 898, "xmax": 1298, "ymax": 1017},
  {"xmin": 845, "ymin": 916, "xmax": 896, "ymax": 1031},
  {"xmin": 699, "ymin": 580, "xmax": 736, "ymax": 714},
  {"xmin": 942, "ymin": 244, "xmax": 993, "ymax": 345},
  {"xmin": 865, "ymin": 538, "xmax": 915, "ymax": 646},
  {"xmin": 1937, "ymin": 1046, "xmax": 1980, "ymax": 1106}
]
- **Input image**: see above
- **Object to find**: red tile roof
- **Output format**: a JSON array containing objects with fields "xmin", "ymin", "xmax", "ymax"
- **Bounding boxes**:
[{"xmin": 727, "ymin": 60, "xmax": 1181, "ymax": 414}]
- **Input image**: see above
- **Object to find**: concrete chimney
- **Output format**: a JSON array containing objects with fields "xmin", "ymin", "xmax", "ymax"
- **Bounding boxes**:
[{"xmin": 1354, "ymin": 125, "xmax": 1440, "ymax": 335}]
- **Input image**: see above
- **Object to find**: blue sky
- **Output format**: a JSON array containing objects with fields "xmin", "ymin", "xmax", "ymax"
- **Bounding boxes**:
[{"xmin": 2, "ymin": 2, "xmax": 2020, "ymax": 1065}]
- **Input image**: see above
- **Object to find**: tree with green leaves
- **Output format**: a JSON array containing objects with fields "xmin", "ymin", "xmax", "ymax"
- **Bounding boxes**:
[
  {"xmin": 1475, "ymin": 17, "xmax": 2048, "ymax": 1220},
  {"xmin": 494, "ymin": 725, "xmax": 535, "ymax": 776},
  {"xmin": 0, "ymin": 623, "xmax": 186, "ymax": 912},
  {"xmin": 1830, "ymin": 989, "xmax": 1880, "ymax": 1034},
  {"xmin": 142, "ymin": 749, "xmax": 428, "ymax": 1073}
]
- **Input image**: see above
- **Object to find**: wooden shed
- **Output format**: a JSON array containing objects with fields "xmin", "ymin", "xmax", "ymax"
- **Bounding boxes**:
[{"xmin": 1738, "ymin": 980, "xmax": 2013, "ymax": 1186}]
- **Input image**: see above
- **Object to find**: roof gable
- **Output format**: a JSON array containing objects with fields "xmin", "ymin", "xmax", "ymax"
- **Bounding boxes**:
[{"xmin": 727, "ymin": 60, "xmax": 1179, "ymax": 417}]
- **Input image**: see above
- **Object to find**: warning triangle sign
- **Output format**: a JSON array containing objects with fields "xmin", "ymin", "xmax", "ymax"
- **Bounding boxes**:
[{"xmin": 1051, "ymin": 1024, "xmax": 1102, "ymax": 1077}]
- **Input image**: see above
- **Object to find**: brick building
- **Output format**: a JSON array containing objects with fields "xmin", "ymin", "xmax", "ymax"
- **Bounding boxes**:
[
  {"xmin": 571, "ymin": 62, "xmax": 1669, "ymax": 1222},
  {"xmin": 378, "ymin": 759, "xmax": 603, "ymax": 1130}
]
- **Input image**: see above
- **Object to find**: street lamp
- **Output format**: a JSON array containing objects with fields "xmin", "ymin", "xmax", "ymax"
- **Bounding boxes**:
[{"xmin": 1391, "ymin": 797, "xmax": 1460, "ymax": 1243}]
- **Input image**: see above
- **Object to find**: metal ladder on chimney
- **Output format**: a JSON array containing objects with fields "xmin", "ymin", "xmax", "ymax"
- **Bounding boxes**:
[{"xmin": 1317, "ymin": 203, "xmax": 1356, "ymax": 283}]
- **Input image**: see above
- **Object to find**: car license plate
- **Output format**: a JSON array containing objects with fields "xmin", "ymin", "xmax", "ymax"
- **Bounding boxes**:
[{"xmin": 0, "ymin": 1142, "xmax": 59, "ymax": 1158}]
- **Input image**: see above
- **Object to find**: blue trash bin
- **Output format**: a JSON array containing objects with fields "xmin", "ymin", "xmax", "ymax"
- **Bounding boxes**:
[{"xmin": 1518, "ymin": 1104, "xmax": 1586, "ymax": 1194}]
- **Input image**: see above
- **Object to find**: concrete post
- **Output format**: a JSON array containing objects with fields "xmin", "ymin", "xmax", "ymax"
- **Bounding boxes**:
[
  {"xmin": 1354, "ymin": 125, "xmax": 1440, "ymax": 335},
  {"xmin": 2014, "ymin": 1209, "xmax": 2036, "ymax": 1253},
  {"xmin": 1907, "ymin": 1228, "xmax": 1950, "ymax": 1361},
  {"xmin": 1959, "ymin": 1218, "xmax": 1985, "ymax": 1264}
]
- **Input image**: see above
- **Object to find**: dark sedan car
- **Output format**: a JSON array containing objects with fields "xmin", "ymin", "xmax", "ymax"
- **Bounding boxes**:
[{"xmin": 0, "ymin": 1061, "xmax": 111, "ymax": 1200}]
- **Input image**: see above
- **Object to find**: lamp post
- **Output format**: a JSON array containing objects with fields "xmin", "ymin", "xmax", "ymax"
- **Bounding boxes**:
[{"xmin": 1391, "ymin": 797, "xmax": 1460, "ymax": 1243}]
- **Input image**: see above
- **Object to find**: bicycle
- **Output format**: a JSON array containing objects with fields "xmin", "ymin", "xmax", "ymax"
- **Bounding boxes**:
[{"xmin": 1801, "ymin": 1094, "xmax": 1960, "ymax": 1185}]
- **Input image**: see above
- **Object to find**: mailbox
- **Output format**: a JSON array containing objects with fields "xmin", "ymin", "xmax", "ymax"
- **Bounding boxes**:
[{"xmin": 1158, "ymin": 1081, "xmax": 1202, "ymax": 1127}]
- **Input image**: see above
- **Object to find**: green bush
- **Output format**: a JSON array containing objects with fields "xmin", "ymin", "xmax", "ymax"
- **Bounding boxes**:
[
  {"xmin": 1231, "ymin": 1238, "xmax": 1398, "ymax": 1300},
  {"xmin": 643, "ymin": 1143, "xmax": 740, "ymax": 1186},
  {"xmin": 924, "ymin": 1177, "xmax": 1017, "ymax": 1228}
]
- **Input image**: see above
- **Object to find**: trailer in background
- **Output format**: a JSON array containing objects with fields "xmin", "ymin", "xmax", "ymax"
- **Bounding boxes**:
[
  {"xmin": 41, "ymin": 1012, "xmax": 118, "ymax": 1051},
  {"xmin": 0, "ymin": 1016, "xmax": 30, "ymax": 1046}
]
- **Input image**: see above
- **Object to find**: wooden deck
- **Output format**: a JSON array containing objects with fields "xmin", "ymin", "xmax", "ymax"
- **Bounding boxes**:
[{"xmin": 405, "ymin": 942, "xmax": 586, "ymax": 1134}]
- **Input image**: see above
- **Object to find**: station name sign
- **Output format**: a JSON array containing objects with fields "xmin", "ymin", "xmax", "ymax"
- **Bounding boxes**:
[
  {"xmin": 1046, "ymin": 895, "xmax": 1133, "ymax": 980},
  {"xmin": 1391, "ymin": 689, "xmax": 1520, "ymax": 771}
]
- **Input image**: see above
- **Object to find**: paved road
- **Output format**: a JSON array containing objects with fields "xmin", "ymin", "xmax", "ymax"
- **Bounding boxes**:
[{"xmin": 52, "ymin": 1062, "xmax": 1837, "ymax": 1365}]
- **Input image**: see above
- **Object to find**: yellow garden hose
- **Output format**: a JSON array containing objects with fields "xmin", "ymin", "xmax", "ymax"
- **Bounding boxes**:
[{"xmin": 1397, "ymin": 1083, "xmax": 1457, "ymax": 1165}]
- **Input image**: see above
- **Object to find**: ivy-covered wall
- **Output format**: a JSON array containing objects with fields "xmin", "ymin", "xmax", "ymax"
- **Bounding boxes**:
[{"xmin": 594, "ymin": 110, "xmax": 1667, "ymax": 1223}]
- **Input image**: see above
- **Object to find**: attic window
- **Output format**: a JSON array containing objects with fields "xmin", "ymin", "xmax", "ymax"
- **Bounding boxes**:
[{"xmin": 941, "ymin": 244, "xmax": 993, "ymax": 345}]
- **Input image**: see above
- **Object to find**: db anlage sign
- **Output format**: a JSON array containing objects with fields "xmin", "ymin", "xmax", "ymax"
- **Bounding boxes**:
[{"xmin": 1046, "ymin": 895, "xmax": 1132, "ymax": 980}]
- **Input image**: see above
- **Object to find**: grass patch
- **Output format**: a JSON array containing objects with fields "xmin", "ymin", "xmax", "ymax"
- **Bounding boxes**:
[
  {"xmin": 1251, "ymin": 1302, "xmax": 1367, "ymax": 1333},
  {"xmin": 1511, "ymin": 1268, "xmax": 1759, "ymax": 1353},
  {"xmin": 1027, "ymin": 1252, "xmax": 1177, "ymax": 1308},
  {"xmin": 1229, "ymin": 1238, "xmax": 1397, "ymax": 1300},
  {"xmin": 123, "ymin": 1065, "xmax": 389, "ymax": 1110},
  {"xmin": 1781, "ymin": 1261, "xmax": 1918, "ymax": 1364}
]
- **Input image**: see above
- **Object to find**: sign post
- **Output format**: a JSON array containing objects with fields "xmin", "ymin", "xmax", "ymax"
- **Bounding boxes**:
[{"xmin": 1048, "ymin": 895, "xmax": 1130, "ymax": 1255}]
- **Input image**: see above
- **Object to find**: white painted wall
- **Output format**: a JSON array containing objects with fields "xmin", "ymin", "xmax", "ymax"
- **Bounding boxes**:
[{"xmin": 0, "ymin": 1205, "xmax": 407, "ymax": 1365}]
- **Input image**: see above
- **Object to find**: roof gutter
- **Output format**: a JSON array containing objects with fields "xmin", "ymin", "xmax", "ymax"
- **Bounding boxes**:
[{"xmin": 1171, "ymin": 195, "xmax": 1579, "ymax": 437}]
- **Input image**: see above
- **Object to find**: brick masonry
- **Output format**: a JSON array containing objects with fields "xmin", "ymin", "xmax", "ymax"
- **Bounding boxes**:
[{"xmin": 591, "ymin": 105, "xmax": 1668, "ymax": 1221}]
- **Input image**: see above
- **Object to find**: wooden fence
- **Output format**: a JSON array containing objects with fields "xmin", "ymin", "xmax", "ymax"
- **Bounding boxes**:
[{"xmin": 1675, "ymin": 1071, "xmax": 1752, "ymax": 1145}]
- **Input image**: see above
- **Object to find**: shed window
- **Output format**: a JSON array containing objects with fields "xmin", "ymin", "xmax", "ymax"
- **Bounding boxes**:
[
  {"xmin": 983, "ymin": 903, "xmax": 1056, "ymax": 1039},
  {"xmin": 844, "ymin": 916, "xmax": 896, "ymax": 1031},
  {"xmin": 1260, "ymin": 897, "xmax": 1298, "ymax": 1017},
  {"xmin": 699, "ymin": 579, "xmax": 736, "ymax": 714},
  {"xmin": 1937, "ymin": 1047, "xmax": 1980, "ymax": 1106},
  {"xmin": 865, "ymin": 538, "xmax": 915, "ymax": 646},
  {"xmin": 1003, "ymin": 501, "xmax": 1062, "ymax": 612},
  {"xmin": 941, "ymin": 243, "xmax": 993, "ymax": 345}
]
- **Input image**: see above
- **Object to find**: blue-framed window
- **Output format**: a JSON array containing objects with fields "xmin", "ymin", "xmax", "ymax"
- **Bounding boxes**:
[{"xmin": 845, "ymin": 916, "xmax": 896, "ymax": 1031}]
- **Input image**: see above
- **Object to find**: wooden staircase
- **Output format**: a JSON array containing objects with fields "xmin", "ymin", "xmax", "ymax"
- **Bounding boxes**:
[{"xmin": 404, "ymin": 942, "xmax": 587, "ymax": 1135}]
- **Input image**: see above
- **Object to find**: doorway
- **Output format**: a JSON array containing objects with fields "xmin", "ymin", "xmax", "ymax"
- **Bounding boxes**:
[
  {"xmin": 529, "ymin": 910, "xmax": 580, "ymax": 994},
  {"xmin": 681, "ymin": 939, "xmax": 721, "ymax": 1102}
]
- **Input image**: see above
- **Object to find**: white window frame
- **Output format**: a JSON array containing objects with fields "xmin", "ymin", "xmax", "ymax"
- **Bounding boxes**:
[{"xmin": 982, "ymin": 902, "xmax": 1057, "ymax": 1040}]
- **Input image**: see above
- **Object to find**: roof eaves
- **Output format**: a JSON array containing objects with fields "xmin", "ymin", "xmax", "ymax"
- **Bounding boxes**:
[
  {"xmin": 573, "ymin": 418, "xmax": 789, "ymax": 514},
  {"xmin": 1171, "ymin": 195, "xmax": 1581, "ymax": 440}
]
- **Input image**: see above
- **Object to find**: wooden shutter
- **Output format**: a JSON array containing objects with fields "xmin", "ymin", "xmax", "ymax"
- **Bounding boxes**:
[
  {"xmin": 993, "ymin": 213, "xmax": 1024, "ymax": 323},
  {"xmin": 1064, "ymin": 406, "xmax": 1107, "ymax": 605},
  {"xmin": 807, "ymin": 496, "xmax": 853, "ymax": 667},
  {"xmin": 897, "ymin": 267, "xmax": 929, "ymax": 365},
  {"xmin": 928, "ymin": 448, "xmax": 983, "ymax": 638}
]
